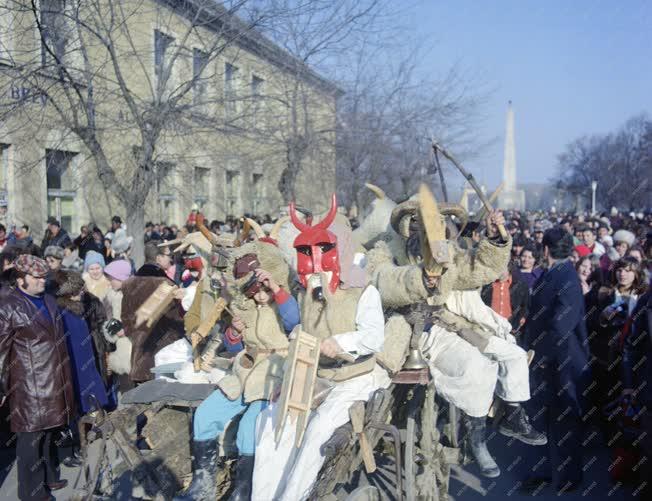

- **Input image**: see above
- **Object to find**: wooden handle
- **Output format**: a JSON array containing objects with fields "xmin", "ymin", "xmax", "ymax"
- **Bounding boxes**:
[
  {"xmin": 191, "ymin": 332, "xmax": 202, "ymax": 371},
  {"xmin": 359, "ymin": 432, "xmax": 377, "ymax": 473},
  {"xmin": 195, "ymin": 298, "xmax": 227, "ymax": 339}
]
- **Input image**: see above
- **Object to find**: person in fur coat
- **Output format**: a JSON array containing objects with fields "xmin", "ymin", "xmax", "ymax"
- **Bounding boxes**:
[
  {"xmin": 365, "ymin": 196, "xmax": 545, "ymax": 478},
  {"xmin": 54, "ymin": 270, "xmax": 110, "ymax": 413}
]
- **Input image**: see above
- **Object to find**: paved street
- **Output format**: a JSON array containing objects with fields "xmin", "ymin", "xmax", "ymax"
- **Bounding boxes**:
[{"xmin": 0, "ymin": 422, "xmax": 642, "ymax": 500}]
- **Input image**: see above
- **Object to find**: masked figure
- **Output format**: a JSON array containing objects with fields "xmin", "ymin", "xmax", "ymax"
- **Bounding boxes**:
[
  {"xmin": 174, "ymin": 222, "xmax": 300, "ymax": 501},
  {"xmin": 251, "ymin": 194, "xmax": 390, "ymax": 501},
  {"xmin": 365, "ymin": 184, "xmax": 546, "ymax": 478}
]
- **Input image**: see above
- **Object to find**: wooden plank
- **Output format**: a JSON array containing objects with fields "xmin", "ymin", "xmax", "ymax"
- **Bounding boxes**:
[
  {"xmin": 135, "ymin": 282, "xmax": 178, "ymax": 329},
  {"xmin": 350, "ymin": 401, "xmax": 376, "ymax": 473},
  {"xmin": 275, "ymin": 330, "xmax": 320, "ymax": 447},
  {"xmin": 194, "ymin": 297, "xmax": 227, "ymax": 339}
]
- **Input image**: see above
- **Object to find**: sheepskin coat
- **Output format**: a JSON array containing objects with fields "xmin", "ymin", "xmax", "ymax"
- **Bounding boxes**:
[{"xmin": 121, "ymin": 276, "xmax": 185, "ymax": 382}]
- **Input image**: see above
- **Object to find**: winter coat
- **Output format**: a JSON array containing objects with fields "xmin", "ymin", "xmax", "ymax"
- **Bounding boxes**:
[
  {"xmin": 523, "ymin": 259, "xmax": 592, "ymax": 416},
  {"xmin": 41, "ymin": 228, "xmax": 72, "ymax": 252},
  {"xmin": 81, "ymin": 293, "xmax": 111, "ymax": 385},
  {"xmin": 74, "ymin": 235, "xmax": 103, "ymax": 260},
  {"xmin": 120, "ymin": 276, "xmax": 184, "ymax": 382},
  {"xmin": 622, "ymin": 291, "xmax": 652, "ymax": 404},
  {"xmin": 59, "ymin": 307, "xmax": 109, "ymax": 414},
  {"xmin": 218, "ymin": 290, "xmax": 300, "ymax": 403},
  {"xmin": 0, "ymin": 288, "xmax": 76, "ymax": 432}
]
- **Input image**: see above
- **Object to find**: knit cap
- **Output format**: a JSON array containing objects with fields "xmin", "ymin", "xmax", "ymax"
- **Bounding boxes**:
[
  {"xmin": 104, "ymin": 259, "xmax": 132, "ymax": 281},
  {"xmin": 84, "ymin": 250, "xmax": 106, "ymax": 271}
]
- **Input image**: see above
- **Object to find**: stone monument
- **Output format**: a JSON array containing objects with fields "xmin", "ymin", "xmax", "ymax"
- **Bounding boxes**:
[{"xmin": 498, "ymin": 101, "xmax": 526, "ymax": 211}]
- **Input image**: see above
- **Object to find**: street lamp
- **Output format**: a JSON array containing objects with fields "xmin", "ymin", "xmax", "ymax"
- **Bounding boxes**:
[{"xmin": 591, "ymin": 180, "xmax": 597, "ymax": 215}]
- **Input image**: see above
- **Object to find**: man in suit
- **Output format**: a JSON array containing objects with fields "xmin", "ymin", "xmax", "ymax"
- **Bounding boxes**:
[{"xmin": 521, "ymin": 227, "xmax": 592, "ymax": 494}]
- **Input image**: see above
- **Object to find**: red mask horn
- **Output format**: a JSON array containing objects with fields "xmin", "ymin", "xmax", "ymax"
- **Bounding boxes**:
[{"xmin": 289, "ymin": 194, "xmax": 340, "ymax": 293}]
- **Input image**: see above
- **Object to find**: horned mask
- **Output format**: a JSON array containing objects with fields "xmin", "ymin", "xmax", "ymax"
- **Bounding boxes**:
[
  {"xmin": 289, "ymin": 194, "xmax": 340, "ymax": 294},
  {"xmin": 390, "ymin": 184, "xmax": 468, "ymax": 277}
]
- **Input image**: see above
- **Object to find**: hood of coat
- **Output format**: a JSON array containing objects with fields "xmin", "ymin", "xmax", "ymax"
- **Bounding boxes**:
[{"xmin": 56, "ymin": 295, "xmax": 85, "ymax": 316}]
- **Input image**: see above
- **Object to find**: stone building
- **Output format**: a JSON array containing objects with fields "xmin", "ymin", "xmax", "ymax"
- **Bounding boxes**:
[{"xmin": 0, "ymin": 0, "xmax": 340, "ymax": 236}]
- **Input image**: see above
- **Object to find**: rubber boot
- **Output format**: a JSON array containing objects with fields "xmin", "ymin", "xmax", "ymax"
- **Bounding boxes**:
[
  {"xmin": 499, "ymin": 404, "xmax": 547, "ymax": 445},
  {"xmin": 463, "ymin": 415, "xmax": 500, "ymax": 478},
  {"xmin": 173, "ymin": 440, "xmax": 219, "ymax": 501},
  {"xmin": 229, "ymin": 455, "xmax": 255, "ymax": 501}
]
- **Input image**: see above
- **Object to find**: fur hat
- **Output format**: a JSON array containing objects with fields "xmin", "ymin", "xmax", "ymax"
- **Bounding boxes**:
[
  {"xmin": 44, "ymin": 245, "xmax": 64, "ymax": 260},
  {"xmin": 54, "ymin": 269, "xmax": 85, "ymax": 297},
  {"xmin": 613, "ymin": 230, "xmax": 635, "ymax": 247}
]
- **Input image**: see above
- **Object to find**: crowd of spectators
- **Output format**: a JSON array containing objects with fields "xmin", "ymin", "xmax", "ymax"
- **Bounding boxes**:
[
  {"xmin": 474, "ymin": 209, "xmax": 651, "ymax": 492},
  {"xmin": 0, "ymin": 206, "xmax": 650, "ymax": 498}
]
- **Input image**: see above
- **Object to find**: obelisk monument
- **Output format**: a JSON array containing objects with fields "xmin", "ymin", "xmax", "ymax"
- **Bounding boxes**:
[{"xmin": 498, "ymin": 101, "xmax": 525, "ymax": 211}]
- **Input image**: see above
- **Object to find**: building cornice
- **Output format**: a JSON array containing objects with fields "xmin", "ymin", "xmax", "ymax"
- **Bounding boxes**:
[{"xmin": 163, "ymin": 0, "xmax": 344, "ymax": 98}]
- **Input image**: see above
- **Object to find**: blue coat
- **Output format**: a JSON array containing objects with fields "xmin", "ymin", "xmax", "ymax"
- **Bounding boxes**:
[
  {"xmin": 524, "ymin": 259, "xmax": 592, "ymax": 415},
  {"xmin": 61, "ymin": 309, "xmax": 109, "ymax": 414}
]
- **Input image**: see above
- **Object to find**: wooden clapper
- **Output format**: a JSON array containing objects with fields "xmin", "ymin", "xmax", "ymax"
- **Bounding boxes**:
[
  {"xmin": 192, "ymin": 297, "xmax": 227, "ymax": 371},
  {"xmin": 275, "ymin": 329, "xmax": 321, "ymax": 448},
  {"xmin": 135, "ymin": 281, "xmax": 178, "ymax": 329}
]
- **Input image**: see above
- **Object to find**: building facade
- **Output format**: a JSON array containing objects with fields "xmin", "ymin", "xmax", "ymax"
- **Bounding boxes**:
[{"xmin": 0, "ymin": 0, "xmax": 339, "ymax": 235}]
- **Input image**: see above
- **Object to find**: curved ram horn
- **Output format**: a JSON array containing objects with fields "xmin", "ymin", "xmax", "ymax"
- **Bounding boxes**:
[
  {"xmin": 289, "ymin": 202, "xmax": 310, "ymax": 232},
  {"xmin": 365, "ymin": 183, "xmax": 385, "ymax": 200},
  {"xmin": 245, "ymin": 217, "xmax": 265, "ymax": 239},
  {"xmin": 269, "ymin": 216, "xmax": 289, "ymax": 241},
  {"xmin": 313, "ymin": 193, "xmax": 337, "ymax": 230}
]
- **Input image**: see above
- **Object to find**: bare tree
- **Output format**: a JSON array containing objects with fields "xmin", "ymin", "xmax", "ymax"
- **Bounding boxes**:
[
  {"xmin": 248, "ymin": 0, "xmax": 392, "ymax": 203},
  {"xmin": 554, "ymin": 114, "xmax": 652, "ymax": 211},
  {"xmin": 0, "ymin": 0, "xmax": 304, "ymax": 264},
  {"xmin": 335, "ymin": 38, "xmax": 489, "ymax": 209}
]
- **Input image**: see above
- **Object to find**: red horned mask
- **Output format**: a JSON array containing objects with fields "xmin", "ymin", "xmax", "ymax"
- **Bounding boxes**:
[{"xmin": 289, "ymin": 194, "xmax": 340, "ymax": 294}]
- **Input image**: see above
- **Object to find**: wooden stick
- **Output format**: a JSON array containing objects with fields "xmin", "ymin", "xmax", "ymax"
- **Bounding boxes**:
[
  {"xmin": 432, "ymin": 141, "xmax": 509, "ymax": 240},
  {"xmin": 350, "ymin": 401, "xmax": 377, "ymax": 473}
]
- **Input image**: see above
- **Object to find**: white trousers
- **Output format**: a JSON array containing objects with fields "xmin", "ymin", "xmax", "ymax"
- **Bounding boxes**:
[
  {"xmin": 420, "ymin": 326, "xmax": 530, "ymax": 417},
  {"xmin": 252, "ymin": 365, "xmax": 391, "ymax": 501}
]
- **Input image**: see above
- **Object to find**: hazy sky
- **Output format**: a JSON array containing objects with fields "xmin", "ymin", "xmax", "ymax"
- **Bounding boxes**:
[{"xmin": 407, "ymin": 0, "xmax": 652, "ymax": 189}]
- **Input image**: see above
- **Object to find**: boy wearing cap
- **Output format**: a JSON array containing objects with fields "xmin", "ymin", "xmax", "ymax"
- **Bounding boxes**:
[{"xmin": 0, "ymin": 255, "xmax": 76, "ymax": 499}]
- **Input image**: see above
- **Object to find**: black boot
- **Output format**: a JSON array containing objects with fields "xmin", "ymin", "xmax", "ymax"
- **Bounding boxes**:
[
  {"xmin": 229, "ymin": 455, "xmax": 255, "ymax": 501},
  {"xmin": 173, "ymin": 440, "xmax": 219, "ymax": 501},
  {"xmin": 463, "ymin": 415, "xmax": 500, "ymax": 478},
  {"xmin": 499, "ymin": 404, "xmax": 547, "ymax": 445}
]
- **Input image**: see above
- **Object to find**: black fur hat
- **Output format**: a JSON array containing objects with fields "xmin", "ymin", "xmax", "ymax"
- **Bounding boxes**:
[{"xmin": 54, "ymin": 269, "xmax": 85, "ymax": 297}]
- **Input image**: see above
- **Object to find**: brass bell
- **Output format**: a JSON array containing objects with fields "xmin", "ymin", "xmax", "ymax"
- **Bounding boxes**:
[{"xmin": 403, "ymin": 347, "xmax": 428, "ymax": 370}]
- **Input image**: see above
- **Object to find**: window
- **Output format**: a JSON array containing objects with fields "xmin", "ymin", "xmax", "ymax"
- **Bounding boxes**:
[
  {"xmin": 252, "ymin": 173, "xmax": 263, "ymax": 213},
  {"xmin": 40, "ymin": 0, "xmax": 71, "ymax": 68},
  {"xmin": 46, "ymin": 149, "xmax": 76, "ymax": 232},
  {"xmin": 193, "ymin": 167, "xmax": 210, "ymax": 208},
  {"xmin": 224, "ymin": 63, "xmax": 239, "ymax": 118},
  {"xmin": 251, "ymin": 75, "xmax": 264, "ymax": 125},
  {"xmin": 192, "ymin": 49, "xmax": 209, "ymax": 105},
  {"xmin": 156, "ymin": 162, "xmax": 176, "ymax": 224},
  {"xmin": 0, "ymin": 8, "xmax": 15, "ymax": 60},
  {"xmin": 225, "ymin": 169, "xmax": 240, "ymax": 215},
  {"xmin": 154, "ymin": 29, "xmax": 175, "ymax": 84}
]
